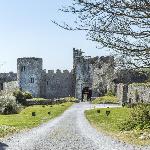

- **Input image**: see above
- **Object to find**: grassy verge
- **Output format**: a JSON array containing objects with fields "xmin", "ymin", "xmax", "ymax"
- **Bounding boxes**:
[
  {"xmin": 85, "ymin": 107, "xmax": 150, "ymax": 145},
  {"xmin": 92, "ymin": 96, "xmax": 118, "ymax": 104},
  {"xmin": 0, "ymin": 102, "xmax": 73, "ymax": 138},
  {"xmin": 31, "ymin": 98, "xmax": 47, "ymax": 101}
]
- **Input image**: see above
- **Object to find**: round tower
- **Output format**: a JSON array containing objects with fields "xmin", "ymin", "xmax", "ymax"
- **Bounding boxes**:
[{"xmin": 17, "ymin": 57, "xmax": 43, "ymax": 97}]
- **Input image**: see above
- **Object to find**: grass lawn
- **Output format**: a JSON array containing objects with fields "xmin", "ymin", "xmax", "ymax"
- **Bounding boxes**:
[
  {"xmin": 0, "ymin": 102, "xmax": 73, "ymax": 138},
  {"xmin": 92, "ymin": 96, "xmax": 119, "ymax": 104},
  {"xmin": 85, "ymin": 107, "xmax": 150, "ymax": 146}
]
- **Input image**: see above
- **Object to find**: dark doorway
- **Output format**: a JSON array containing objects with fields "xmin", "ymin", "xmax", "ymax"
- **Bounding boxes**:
[{"xmin": 82, "ymin": 87, "xmax": 92, "ymax": 102}]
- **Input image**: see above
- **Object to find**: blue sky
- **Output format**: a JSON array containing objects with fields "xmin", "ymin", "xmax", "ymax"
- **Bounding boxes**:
[{"xmin": 0, "ymin": 0, "xmax": 109, "ymax": 73}]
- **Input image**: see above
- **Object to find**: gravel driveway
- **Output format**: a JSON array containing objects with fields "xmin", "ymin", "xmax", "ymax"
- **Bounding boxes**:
[{"xmin": 0, "ymin": 102, "xmax": 149, "ymax": 150}]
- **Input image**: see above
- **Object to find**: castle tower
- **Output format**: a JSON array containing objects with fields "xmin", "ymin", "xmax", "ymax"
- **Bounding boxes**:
[
  {"xmin": 17, "ymin": 57, "xmax": 43, "ymax": 97},
  {"xmin": 73, "ymin": 48, "xmax": 93, "ymax": 100}
]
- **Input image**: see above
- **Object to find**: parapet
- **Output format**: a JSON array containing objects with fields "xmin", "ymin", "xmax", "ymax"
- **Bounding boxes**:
[
  {"xmin": 48, "ymin": 70, "xmax": 54, "ymax": 74},
  {"xmin": 63, "ymin": 70, "xmax": 70, "ymax": 74}
]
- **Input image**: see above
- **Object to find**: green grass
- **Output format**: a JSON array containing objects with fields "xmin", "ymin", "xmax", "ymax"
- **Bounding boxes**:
[
  {"xmin": 0, "ymin": 102, "xmax": 73, "ymax": 138},
  {"xmin": 92, "ymin": 96, "xmax": 118, "ymax": 104},
  {"xmin": 32, "ymin": 98, "xmax": 47, "ymax": 101},
  {"xmin": 64, "ymin": 97, "xmax": 77, "ymax": 102},
  {"xmin": 85, "ymin": 107, "xmax": 150, "ymax": 145}
]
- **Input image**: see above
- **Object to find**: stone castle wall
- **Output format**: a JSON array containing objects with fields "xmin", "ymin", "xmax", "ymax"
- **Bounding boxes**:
[
  {"xmin": 92, "ymin": 56, "xmax": 115, "ymax": 97},
  {"xmin": 73, "ymin": 48, "xmax": 115, "ymax": 99},
  {"xmin": 0, "ymin": 81, "xmax": 19, "ymax": 99},
  {"xmin": 0, "ymin": 72, "xmax": 17, "ymax": 90},
  {"xmin": 17, "ymin": 57, "xmax": 43, "ymax": 97},
  {"xmin": 41, "ymin": 69, "xmax": 74, "ymax": 99},
  {"xmin": 73, "ymin": 48, "xmax": 93, "ymax": 99},
  {"xmin": 128, "ymin": 83, "xmax": 150, "ymax": 103},
  {"xmin": 116, "ymin": 83, "xmax": 150, "ymax": 104}
]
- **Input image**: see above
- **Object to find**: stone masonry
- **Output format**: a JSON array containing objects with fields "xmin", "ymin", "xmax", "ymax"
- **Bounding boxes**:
[
  {"xmin": 0, "ymin": 48, "xmax": 115, "ymax": 100},
  {"xmin": 73, "ymin": 48, "xmax": 115, "ymax": 100}
]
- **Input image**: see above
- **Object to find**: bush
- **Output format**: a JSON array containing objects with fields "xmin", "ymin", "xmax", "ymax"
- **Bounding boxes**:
[
  {"xmin": 0, "ymin": 98, "xmax": 23, "ymax": 115},
  {"xmin": 13, "ymin": 90, "xmax": 33, "ymax": 105},
  {"xmin": 92, "ymin": 96, "xmax": 118, "ymax": 104},
  {"xmin": 120, "ymin": 104, "xmax": 150, "ymax": 131},
  {"xmin": 13, "ymin": 90, "xmax": 26, "ymax": 105},
  {"xmin": 24, "ymin": 92, "xmax": 32, "ymax": 99}
]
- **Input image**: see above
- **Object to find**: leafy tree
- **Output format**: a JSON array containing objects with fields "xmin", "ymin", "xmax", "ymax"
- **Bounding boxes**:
[{"xmin": 54, "ymin": 0, "xmax": 150, "ymax": 68}]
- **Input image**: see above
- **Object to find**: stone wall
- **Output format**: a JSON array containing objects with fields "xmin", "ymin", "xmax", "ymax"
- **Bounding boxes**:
[
  {"xmin": 0, "ymin": 81, "xmax": 19, "ymax": 99},
  {"xmin": 128, "ymin": 83, "xmax": 150, "ymax": 103},
  {"xmin": 43, "ymin": 69, "xmax": 74, "ymax": 99},
  {"xmin": 92, "ymin": 56, "xmax": 115, "ymax": 97},
  {"xmin": 116, "ymin": 83, "xmax": 128, "ymax": 104},
  {"xmin": 116, "ymin": 83, "xmax": 150, "ymax": 104},
  {"xmin": 73, "ymin": 48, "xmax": 115, "ymax": 99},
  {"xmin": 0, "ymin": 72, "xmax": 17, "ymax": 90},
  {"xmin": 73, "ymin": 48, "xmax": 93, "ymax": 99},
  {"xmin": 17, "ymin": 57, "xmax": 43, "ymax": 97}
]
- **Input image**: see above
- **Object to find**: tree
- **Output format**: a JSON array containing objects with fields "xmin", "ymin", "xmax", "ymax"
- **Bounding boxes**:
[{"xmin": 54, "ymin": 0, "xmax": 150, "ymax": 69}]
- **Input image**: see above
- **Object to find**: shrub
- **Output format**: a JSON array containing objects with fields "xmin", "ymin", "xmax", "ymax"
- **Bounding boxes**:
[
  {"xmin": 0, "ymin": 98, "xmax": 22, "ymax": 115},
  {"xmin": 13, "ymin": 90, "xmax": 33, "ymax": 105},
  {"xmin": 119, "ymin": 104, "xmax": 150, "ymax": 131},
  {"xmin": 13, "ymin": 90, "xmax": 26, "ymax": 105},
  {"xmin": 24, "ymin": 92, "xmax": 32, "ymax": 99}
]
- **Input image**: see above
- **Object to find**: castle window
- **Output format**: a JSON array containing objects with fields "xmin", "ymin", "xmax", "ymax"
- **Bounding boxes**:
[
  {"xmin": 0, "ymin": 83, "xmax": 3, "ymax": 90},
  {"xmin": 21, "ymin": 66, "xmax": 26, "ymax": 72},
  {"xmin": 47, "ymin": 81, "xmax": 49, "ymax": 85},
  {"xmin": 31, "ymin": 78, "xmax": 34, "ymax": 83}
]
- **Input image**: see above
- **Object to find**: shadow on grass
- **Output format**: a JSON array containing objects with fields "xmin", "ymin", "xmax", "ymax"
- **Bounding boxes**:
[{"xmin": 0, "ymin": 142, "xmax": 8, "ymax": 150}]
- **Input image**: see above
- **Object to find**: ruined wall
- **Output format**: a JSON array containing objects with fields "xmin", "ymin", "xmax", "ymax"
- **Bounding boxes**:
[
  {"xmin": 0, "ymin": 72, "xmax": 17, "ymax": 90},
  {"xmin": 116, "ymin": 83, "xmax": 128, "ymax": 104},
  {"xmin": 17, "ymin": 57, "xmax": 43, "ymax": 97},
  {"xmin": 116, "ymin": 83, "xmax": 150, "ymax": 104},
  {"xmin": 128, "ymin": 83, "xmax": 150, "ymax": 103},
  {"xmin": 0, "ymin": 81, "xmax": 19, "ymax": 99}
]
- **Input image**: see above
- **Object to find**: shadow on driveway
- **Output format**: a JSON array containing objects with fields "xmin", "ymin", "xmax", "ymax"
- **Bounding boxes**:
[{"xmin": 0, "ymin": 142, "xmax": 8, "ymax": 150}]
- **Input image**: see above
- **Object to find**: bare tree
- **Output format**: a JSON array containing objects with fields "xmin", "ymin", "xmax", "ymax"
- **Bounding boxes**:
[{"xmin": 53, "ymin": 0, "xmax": 150, "ymax": 68}]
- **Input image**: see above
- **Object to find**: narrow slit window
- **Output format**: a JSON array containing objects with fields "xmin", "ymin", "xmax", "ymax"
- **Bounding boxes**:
[
  {"xmin": 31, "ymin": 78, "xmax": 34, "ymax": 83},
  {"xmin": 0, "ymin": 83, "xmax": 3, "ymax": 90},
  {"xmin": 47, "ymin": 81, "xmax": 49, "ymax": 85},
  {"xmin": 21, "ymin": 66, "xmax": 26, "ymax": 72}
]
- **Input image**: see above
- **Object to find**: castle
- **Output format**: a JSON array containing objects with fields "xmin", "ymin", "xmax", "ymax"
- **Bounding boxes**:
[
  {"xmin": 0, "ymin": 48, "xmax": 115, "ymax": 100},
  {"xmin": 1, "ymin": 48, "xmax": 149, "ymax": 104}
]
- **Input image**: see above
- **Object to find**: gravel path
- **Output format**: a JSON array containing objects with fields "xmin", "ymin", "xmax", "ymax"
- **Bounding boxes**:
[{"xmin": 0, "ymin": 102, "xmax": 149, "ymax": 150}]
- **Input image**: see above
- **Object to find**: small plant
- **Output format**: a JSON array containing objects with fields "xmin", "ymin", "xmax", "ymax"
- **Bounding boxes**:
[
  {"xmin": 106, "ymin": 110, "xmax": 111, "ymax": 116},
  {"xmin": 32, "ymin": 112, "xmax": 36, "ymax": 116},
  {"xmin": 97, "ymin": 110, "xmax": 101, "ymax": 113}
]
